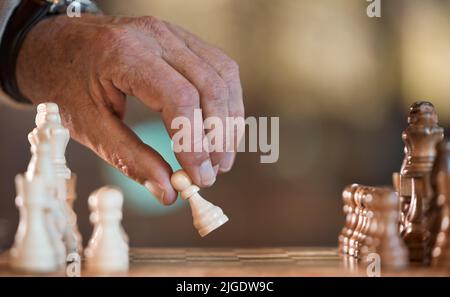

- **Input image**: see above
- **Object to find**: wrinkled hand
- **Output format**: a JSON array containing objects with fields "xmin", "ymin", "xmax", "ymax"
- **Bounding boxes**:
[{"xmin": 16, "ymin": 14, "xmax": 244, "ymax": 205}]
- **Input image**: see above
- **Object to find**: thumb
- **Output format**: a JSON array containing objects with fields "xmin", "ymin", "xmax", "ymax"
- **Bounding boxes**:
[{"xmin": 74, "ymin": 107, "xmax": 177, "ymax": 206}]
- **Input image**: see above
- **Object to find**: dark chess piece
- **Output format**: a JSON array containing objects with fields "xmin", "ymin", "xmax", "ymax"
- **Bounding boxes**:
[
  {"xmin": 392, "ymin": 172, "xmax": 405, "ymax": 233},
  {"xmin": 400, "ymin": 101, "xmax": 444, "ymax": 264},
  {"xmin": 360, "ymin": 187, "xmax": 409, "ymax": 269},
  {"xmin": 339, "ymin": 184, "xmax": 358, "ymax": 255},
  {"xmin": 348, "ymin": 186, "xmax": 373, "ymax": 259},
  {"xmin": 431, "ymin": 140, "xmax": 450, "ymax": 267}
]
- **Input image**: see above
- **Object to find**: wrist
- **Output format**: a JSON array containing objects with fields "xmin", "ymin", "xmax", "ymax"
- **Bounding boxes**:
[
  {"xmin": 0, "ymin": 0, "xmax": 101, "ymax": 104},
  {"xmin": 0, "ymin": 0, "xmax": 51, "ymax": 104},
  {"xmin": 16, "ymin": 13, "xmax": 109, "ymax": 104},
  {"xmin": 15, "ymin": 16, "xmax": 61, "ymax": 104}
]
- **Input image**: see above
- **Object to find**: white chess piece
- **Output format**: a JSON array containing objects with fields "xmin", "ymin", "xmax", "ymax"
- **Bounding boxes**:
[
  {"xmin": 28, "ymin": 103, "xmax": 70, "ymax": 179},
  {"xmin": 35, "ymin": 102, "xmax": 58, "ymax": 127},
  {"xmin": 85, "ymin": 188, "xmax": 128, "ymax": 258},
  {"xmin": 66, "ymin": 174, "xmax": 83, "ymax": 253},
  {"xmin": 84, "ymin": 189, "xmax": 100, "ymax": 259},
  {"xmin": 85, "ymin": 186, "xmax": 129, "ymax": 273},
  {"xmin": 10, "ymin": 174, "xmax": 58, "ymax": 272},
  {"xmin": 10, "ymin": 175, "xmax": 25, "ymax": 266},
  {"xmin": 170, "ymin": 170, "xmax": 229, "ymax": 237},
  {"xmin": 24, "ymin": 140, "xmax": 67, "ymax": 267},
  {"xmin": 33, "ymin": 103, "xmax": 81, "ymax": 255},
  {"xmin": 35, "ymin": 103, "xmax": 71, "ymax": 179}
]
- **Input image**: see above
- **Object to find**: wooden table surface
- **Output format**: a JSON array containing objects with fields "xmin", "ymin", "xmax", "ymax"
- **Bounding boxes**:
[{"xmin": 1, "ymin": 247, "xmax": 449, "ymax": 276}]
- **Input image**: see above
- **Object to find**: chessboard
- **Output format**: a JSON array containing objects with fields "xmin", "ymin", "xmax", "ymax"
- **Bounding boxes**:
[
  {"xmin": 2, "ymin": 101, "xmax": 449, "ymax": 277},
  {"xmin": 1, "ymin": 247, "xmax": 449, "ymax": 277}
]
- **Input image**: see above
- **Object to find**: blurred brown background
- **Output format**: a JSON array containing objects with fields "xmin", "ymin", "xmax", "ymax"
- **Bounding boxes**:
[{"xmin": 1, "ymin": 0, "xmax": 450, "ymax": 251}]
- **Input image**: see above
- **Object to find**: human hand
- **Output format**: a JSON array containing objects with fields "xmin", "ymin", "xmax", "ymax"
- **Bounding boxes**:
[{"xmin": 16, "ymin": 14, "xmax": 244, "ymax": 205}]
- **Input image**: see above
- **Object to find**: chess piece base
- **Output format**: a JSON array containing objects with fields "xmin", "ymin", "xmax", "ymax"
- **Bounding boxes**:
[{"xmin": 198, "ymin": 214, "xmax": 229, "ymax": 237}]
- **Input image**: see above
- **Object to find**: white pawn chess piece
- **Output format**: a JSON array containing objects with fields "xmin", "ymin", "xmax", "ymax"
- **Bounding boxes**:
[
  {"xmin": 85, "ymin": 188, "xmax": 128, "ymax": 258},
  {"xmin": 10, "ymin": 174, "xmax": 58, "ymax": 272},
  {"xmin": 84, "ymin": 189, "xmax": 100, "ymax": 259},
  {"xmin": 85, "ymin": 186, "xmax": 129, "ymax": 273},
  {"xmin": 170, "ymin": 170, "xmax": 229, "ymax": 237}
]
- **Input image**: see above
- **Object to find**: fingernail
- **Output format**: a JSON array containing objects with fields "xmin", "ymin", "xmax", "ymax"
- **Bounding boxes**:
[
  {"xmin": 144, "ymin": 181, "xmax": 165, "ymax": 204},
  {"xmin": 199, "ymin": 159, "xmax": 216, "ymax": 186},
  {"xmin": 219, "ymin": 153, "xmax": 235, "ymax": 173}
]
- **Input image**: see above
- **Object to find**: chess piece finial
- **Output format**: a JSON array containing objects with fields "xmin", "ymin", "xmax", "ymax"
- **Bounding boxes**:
[
  {"xmin": 171, "ymin": 170, "xmax": 229, "ymax": 237},
  {"xmin": 85, "ymin": 186, "xmax": 129, "ymax": 273},
  {"xmin": 35, "ymin": 102, "xmax": 60, "ymax": 127}
]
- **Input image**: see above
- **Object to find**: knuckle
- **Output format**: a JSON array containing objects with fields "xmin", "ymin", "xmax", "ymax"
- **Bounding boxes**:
[
  {"xmin": 134, "ymin": 16, "xmax": 159, "ymax": 30},
  {"xmin": 109, "ymin": 151, "xmax": 142, "ymax": 183},
  {"xmin": 173, "ymin": 83, "xmax": 200, "ymax": 108},
  {"xmin": 99, "ymin": 26, "xmax": 129, "ymax": 46},
  {"xmin": 210, "ymin": 151, "xmax": 225, "ymax": 164},
  {"xmin": 235, "ymin": 109, "xmax": 245, "ymax": 119},
  {"xmin": 204, "ymin": 77, "xmax": 229, "ymax": 102},
  {"xmin": 135, "ymin": 16, "xmax": 168, "ymax": 38},
  {"xmin": 231, "ymin": 102, "xmax": 245, "ymax": 118},
  {"xmin": 224, "ymin": 59, "xmax": 240, "ymax": 75},
  {"xmin": 185, "ymin": 151, "xmax": 210, "ymax": 166},
  {"xmin": 96, "ymin": 27, "xmax": 134, "ymax": 63},
  {"xmin": 221, "ymin": 59, "xmax": 240, "ymax": 80}
]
